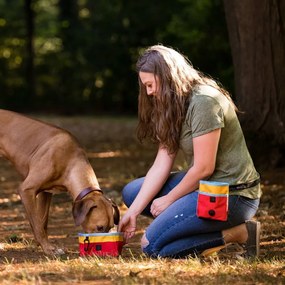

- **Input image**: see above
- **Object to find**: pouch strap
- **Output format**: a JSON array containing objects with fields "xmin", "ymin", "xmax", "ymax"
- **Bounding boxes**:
[
  {"xmin": 229, "ymin": 178, "xmax": 260, "ymax": 191},
  {"xmin": 84, "ymin": 236, "xmax": 90, "ymax": 252}
]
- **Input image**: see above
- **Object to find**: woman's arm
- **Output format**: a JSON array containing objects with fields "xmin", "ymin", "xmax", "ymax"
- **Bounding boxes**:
[
  {"xmin": 127, "ymin": 145, "xmax": 176, "ymax": 216},
  {"xmin": 118, "ymin": 145, "xmax": 176, "ymax": 239},
  {"xmin": 151, "ymin": 128, "xmax": 221, "ymax": 215}
]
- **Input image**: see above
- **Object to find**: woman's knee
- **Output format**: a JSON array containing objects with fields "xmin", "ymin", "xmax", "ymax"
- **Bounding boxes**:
[
  {"xmin": 141, "ymin": 233, "xmax": 156, "ymax": 257},
  {"xmin": 121, "ymin": 184, "xmax": 133, "ymax": 207},
  {"xmin": 122, "ymin": 177, "xmax": 144, "ymax": 207},
  {"xmin": 141, "ymin": 233, "xmax": 150, "ymax": 250}
]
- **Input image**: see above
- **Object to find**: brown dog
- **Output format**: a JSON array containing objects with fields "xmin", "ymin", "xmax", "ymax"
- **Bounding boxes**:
[{"xmin": 0, "ymin": 109, "xmax": 119, "ymax": 255}]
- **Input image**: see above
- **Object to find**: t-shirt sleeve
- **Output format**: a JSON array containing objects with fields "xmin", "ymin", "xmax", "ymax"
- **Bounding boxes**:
[{"xmin": 186, "ymin": 95, "xmax": 224, "ymax": 138}]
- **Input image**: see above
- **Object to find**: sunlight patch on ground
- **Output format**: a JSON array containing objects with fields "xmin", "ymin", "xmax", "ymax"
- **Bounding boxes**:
[
  {"xmin": 87, "ymin": 151, "xmax": 130, "ymax": 158},
  {"xmin": 0, "ymin": 194, "xmax": 21, "ymax": 205}
]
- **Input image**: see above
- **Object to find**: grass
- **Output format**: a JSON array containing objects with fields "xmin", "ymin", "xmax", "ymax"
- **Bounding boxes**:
[{"xmin": 0, "ymin": 251, "xmax": 283, "ymax": 284}]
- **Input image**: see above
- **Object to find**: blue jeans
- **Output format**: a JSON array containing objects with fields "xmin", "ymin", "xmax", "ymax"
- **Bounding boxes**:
[{"xmin": 122, "ymin": 171, "xmax": 260, "ymax": 258}]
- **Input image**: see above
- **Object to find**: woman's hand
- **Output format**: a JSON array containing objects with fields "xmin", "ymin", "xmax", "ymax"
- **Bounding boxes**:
[
  {"xmin": 150, "ymin": 195, "xmax": 173, "ymax": 217},
  {"xmin": 118, "ymin": 211, "xmax": 137, "ymax": 243}
]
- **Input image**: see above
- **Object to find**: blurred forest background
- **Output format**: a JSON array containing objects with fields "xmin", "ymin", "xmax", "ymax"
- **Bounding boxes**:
[{"xmin": 0, "ymin": 0, "xmax": 285, "ymax": 169}]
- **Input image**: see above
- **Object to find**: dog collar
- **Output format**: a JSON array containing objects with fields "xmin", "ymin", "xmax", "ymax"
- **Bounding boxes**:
[{"xmin": 75, "ymin": 187, "xmax": 103, "ymax": 202}]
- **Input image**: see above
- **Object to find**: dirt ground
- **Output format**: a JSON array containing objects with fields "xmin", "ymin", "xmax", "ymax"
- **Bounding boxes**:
[{"xmin": 0, "ymin": 115, "xmax": 284, "ymax": 263}]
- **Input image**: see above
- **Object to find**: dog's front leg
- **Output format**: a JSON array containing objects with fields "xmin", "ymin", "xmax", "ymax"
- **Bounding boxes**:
[
  {"xmin": 18, "ymin": 185, "xmax": 64, "ymax": 256},
  {"xmin": 35, "ymin": 192, "xmax": 65, "ymax": 255},
  {"xmin": 36, "ymin": 192, "xmax": 52, "ymax": 234}
]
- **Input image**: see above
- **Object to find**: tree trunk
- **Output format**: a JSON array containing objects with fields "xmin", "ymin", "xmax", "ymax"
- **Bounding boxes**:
[
  {"xmin": 24, "ymin": 0, "xmax": 35, "ymax": 103},
  {"xmin": 57, "ymin": 0, "xmax": 80, "ymax": 113},
  {"xmin": 223, "ymin": 0, "xmax": 285, "ymax": 168}
]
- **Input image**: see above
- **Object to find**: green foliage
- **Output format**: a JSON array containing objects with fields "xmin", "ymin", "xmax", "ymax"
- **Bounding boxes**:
[
  {"xmin": 0, "ymin": 0, "xmax": 233, "ymax": 114},
  {"xmin": 160, "ymin": 0, "xmax": 234, "ymax": 94},
  {"xmin": 0, "ymin": 0, "xmax": 26, "ymax": 107}
]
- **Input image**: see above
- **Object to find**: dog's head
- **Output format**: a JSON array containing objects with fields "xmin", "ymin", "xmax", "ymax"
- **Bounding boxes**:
[{"xmin": 72, "ymin": 192, "xmax": 120, "ymax": 233}]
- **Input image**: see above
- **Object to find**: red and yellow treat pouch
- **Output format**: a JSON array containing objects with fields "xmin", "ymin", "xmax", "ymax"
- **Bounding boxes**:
[{"xmin": 197, "ymin": 180, "xmax": 229, "ymax": 221}]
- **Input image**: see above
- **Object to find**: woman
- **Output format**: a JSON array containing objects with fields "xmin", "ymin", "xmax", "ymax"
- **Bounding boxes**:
[{"xmin": 118, "ymin": 44, "xmax": 261, "ymax": 258}]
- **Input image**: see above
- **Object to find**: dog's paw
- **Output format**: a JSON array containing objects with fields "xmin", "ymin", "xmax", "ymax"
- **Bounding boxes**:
[
  {"xmin": 53, "ymin": 248, "xmax": 66, "ymax": 256},
  {"xmin": 43, "ymin": 245, "xmax": 66, "ymax": 256}
]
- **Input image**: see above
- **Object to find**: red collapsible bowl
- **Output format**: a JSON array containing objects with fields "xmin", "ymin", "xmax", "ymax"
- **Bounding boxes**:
[{"xmin": 78, "ymin": 232, "xmax": 124, "ymax": 257}]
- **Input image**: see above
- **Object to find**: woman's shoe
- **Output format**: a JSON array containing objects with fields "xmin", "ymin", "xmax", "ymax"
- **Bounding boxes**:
[{"xmin": 244, "ymin": 220, "xmax": 261, "ymax": 258}]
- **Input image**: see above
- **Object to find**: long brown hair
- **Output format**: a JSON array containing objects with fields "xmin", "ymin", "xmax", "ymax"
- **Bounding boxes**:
[{"xmin": 136, "ymin": 45, "xmax": 236, "ymax": 154}]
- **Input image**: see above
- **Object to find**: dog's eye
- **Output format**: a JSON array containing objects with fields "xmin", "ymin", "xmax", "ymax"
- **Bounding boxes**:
[{"xmin": 90, "ymin": 205, "xmax": 97, "ymax": 210}]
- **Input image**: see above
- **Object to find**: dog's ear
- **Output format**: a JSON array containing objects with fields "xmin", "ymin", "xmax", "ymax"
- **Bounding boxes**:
[
  {"xmin": 112, "ymin": 200, "xmax": 120, "ymax": 225},
  {"xmin": 72, "ymin": 199, "xmax": 95, "ymax": 226},
  {"xmin": 104, "ymin": 196, "xmax": 120, "ymax": 225}
]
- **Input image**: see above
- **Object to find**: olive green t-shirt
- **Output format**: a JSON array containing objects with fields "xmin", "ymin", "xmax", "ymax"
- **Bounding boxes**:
[{"xmin": 180, "ymin": 84, "xmax": 261, "ymax": 199}]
